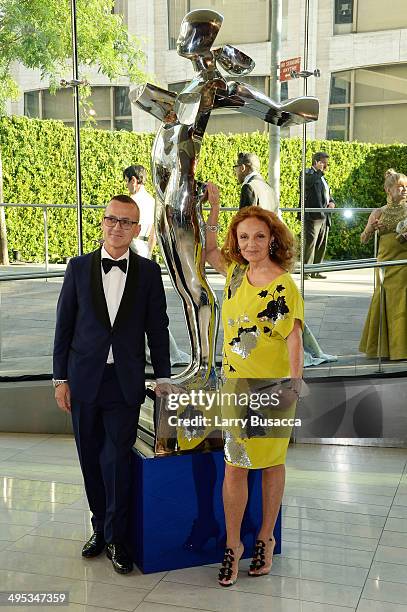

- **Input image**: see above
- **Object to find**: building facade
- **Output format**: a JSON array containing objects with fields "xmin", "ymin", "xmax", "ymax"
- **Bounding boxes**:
[{"xmin": 8, "ymin": 0, "xmax": 407, "ymax": 144}]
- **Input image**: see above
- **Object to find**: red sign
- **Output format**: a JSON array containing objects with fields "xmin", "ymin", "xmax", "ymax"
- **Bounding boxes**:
[{"xmin": 279, "ymin": 57, "xmax": 301, "ymax": 82}]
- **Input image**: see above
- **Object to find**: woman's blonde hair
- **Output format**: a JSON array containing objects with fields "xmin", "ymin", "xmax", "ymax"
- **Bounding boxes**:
[
  {"xmin": 384, "ymin": 168, "xmax": 407, "ymax": 192},
  {"xmin": 221, "ymin": 206, "xmax": 297, "ymax": 271}
]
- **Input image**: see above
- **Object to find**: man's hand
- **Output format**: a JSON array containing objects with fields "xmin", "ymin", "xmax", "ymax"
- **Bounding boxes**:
[
  {"xmin": 327, "ymin": 201, "xmax": 335, "ymax": 209},
  {"xmin": 155, "ymin": 382, "xmax": 182, "ymax": 397},
  {"xmin": 55, "ymin": 382, "xmax": 71, "ymax": 413}
]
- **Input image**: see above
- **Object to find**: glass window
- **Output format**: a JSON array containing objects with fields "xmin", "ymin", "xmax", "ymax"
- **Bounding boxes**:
[
  {"xmin": 356, "ymin": 0, "xmax": 407, "ymax": 32},
  {"xmin": 43, "ymin": 89, "xmax": 73, "ymax": 121},
  {"xmin": 168, "ymin": 1, "xmax": 288, "ymax": 49},
  {"xmin": 167, "ymin": 0, "xmax": 188, "ymax": 50},
  {"xmin": 334, "ymin": 0, "xmax": 353, "ymax": 24},
  {"xmin": 327, "ymin": 108, "xmax": 349, "ymax": 141},
  {"xmin": 334, "ymin": 0, "xmax": 353, "ymax": 34},
  {"xmin": 114, "ymin": 86, "xmax": 131, "ymax": 117},
  {"xmin": 24, "ymin": 85, "xmax": 130, "ymax": 131},
  {"xmin": 112, "ymin": 0, "xmax": 128, "ymax": 23},
  {"xmin": 93, "ymin": 120, "xmax": 113, "ymax": 131},
  {"xmin": 189, "ymin": 0, "xmax": 270, "ymax": 45},
  {"xmin": 114, "ymin": 118, "xmax": 133, "ymax": 131},
  {"xmin": 354, "ymin": 104, "xmax": 407, "ymax": 144},
  {"xmin": 24, "ymin": 91, "xmax": 40, "ymax": 118},
  {"xmin": 329, "ymin": 71, "xmax": 351, "ymax": 105},
  {"xmin": 354, "ymin": 65, "xmax": 407, "ymax": 104},
  {"xmin": 328, "ymin": 64, "xmax": 407, "ymax": 144},
  {"xmin": 89, "ymin": 87, "xmax": 111, "ymax": 119}
]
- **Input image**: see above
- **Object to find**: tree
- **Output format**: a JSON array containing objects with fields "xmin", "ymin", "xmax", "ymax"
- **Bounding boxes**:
[{"xmin": 0, "ymin": 0, "xmax": 146, "ymax": 264}]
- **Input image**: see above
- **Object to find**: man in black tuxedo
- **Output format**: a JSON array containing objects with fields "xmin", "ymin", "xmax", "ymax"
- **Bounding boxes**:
[
  {"xmin": 235, "ymin": 152, "xmax": 278, "ymax": 213},
  {"xmin": 53, "ymin": 195, "xmax": 171, "ymax": 574},
  {"xmin": 300, "ymin": 151, "xmax": 335, "ymax": 279}
]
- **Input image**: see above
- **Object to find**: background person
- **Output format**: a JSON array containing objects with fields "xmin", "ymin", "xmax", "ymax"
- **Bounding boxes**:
[
  {"xmin": 123, "ymin": 164, "xmax": 156, "ymax": 258},
  {"xmin": 359, "ymin": 168, "xmax": 407, "ymax": 359},
  {"xmin": 53, "ymin": 195, "xmax": 172, "ymax": 574},
  {"xmin": 299, "ymin": 151, "xmax": 335, "ymax": 279},
  {"xmin": 234, "ymin": 152, "xmax": 279, "ymax": 214},
  {"xmin": 205, "ymin": 184, "xmax": 303, "ymax": 587}
]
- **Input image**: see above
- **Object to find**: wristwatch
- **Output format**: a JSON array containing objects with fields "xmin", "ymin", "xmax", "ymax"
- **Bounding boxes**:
[{"xmin": 52, "ymin": 379, "xmax": 67, "ymax": 388}]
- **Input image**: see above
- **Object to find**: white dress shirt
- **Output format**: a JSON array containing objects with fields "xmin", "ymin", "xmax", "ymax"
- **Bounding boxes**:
[
  {"xmin": 321, "ymin": 175, "xmax": 331, "ymax": 207},
  {"xmin": 101, "ymin": 246, "xmax": 170, "ymax": 385},
  {"xmin": 131, "ymin": 186, "xmax": 155, "ymax": 258},
  {"xmin": 242, "ymin": 171, "xmax": 260, "ymax": 186},
  {"xmin": 101, "ymin": 246, "xmax": 129, "ymax": 363}
]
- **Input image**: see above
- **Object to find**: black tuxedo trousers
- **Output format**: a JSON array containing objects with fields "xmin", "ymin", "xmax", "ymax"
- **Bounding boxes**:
[{"xmin": 71, "ymin": 364, "xmax": 140, "ymax": 545}]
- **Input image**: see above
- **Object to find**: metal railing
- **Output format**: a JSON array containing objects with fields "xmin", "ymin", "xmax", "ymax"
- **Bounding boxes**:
[
  {"xmin": 1, "ymin": 202, "xmax": 405, "ymax": 374},
  {"xmin": 0, "ymin": 201, "xmax": 380, "ymax": 274}
]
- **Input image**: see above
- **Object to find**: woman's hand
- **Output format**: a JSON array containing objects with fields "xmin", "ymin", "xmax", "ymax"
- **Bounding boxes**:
[
  {"xmin": 361, "ymin": 211, "xmax": 383, "ymax": 243},
  {"xmin": 370, "ymin": 218, "xmax": 384, "ymax": 231},
  {"xmin": 206, "ymin": 182, "xmax": 220, "ymax": 213}
]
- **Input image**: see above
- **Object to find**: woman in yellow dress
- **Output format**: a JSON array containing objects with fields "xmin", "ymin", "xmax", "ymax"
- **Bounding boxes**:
[
  {"xmin": 359, "ymin": 169, "xmax": 407, "ymax": 359},
  {"xmin": 205, "ymin": 183, "xmax": 304, "ymax": 587}
]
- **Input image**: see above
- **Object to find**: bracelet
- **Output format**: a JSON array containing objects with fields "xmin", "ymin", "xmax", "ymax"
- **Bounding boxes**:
[
  {"xmin": 206, "ymin": 224, "xmax": 219, "ymax": 232},
  {"xmin": 52, "ymin": 379, "xmax": 67, "ymax": 388}
]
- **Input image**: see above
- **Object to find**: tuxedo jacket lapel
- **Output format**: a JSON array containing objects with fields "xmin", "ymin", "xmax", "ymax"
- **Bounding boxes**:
[
  {"xmin": 90, "ymin": 248, "xmax": 111, "ymax": 330},
  {"xmin": 113, "ymin": 250, "xmax": 139, "ymax": 331}
]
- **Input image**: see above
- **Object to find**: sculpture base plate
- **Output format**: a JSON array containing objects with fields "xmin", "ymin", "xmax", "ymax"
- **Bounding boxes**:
[{"xmin": 131, "ymin": 448, "xmax": 281, "ymax": 573}]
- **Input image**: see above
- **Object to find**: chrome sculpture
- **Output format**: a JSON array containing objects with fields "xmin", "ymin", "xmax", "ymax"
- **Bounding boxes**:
[{"xmin": 130, "ymin": 9, "xmax": 319, "ymax": 440}]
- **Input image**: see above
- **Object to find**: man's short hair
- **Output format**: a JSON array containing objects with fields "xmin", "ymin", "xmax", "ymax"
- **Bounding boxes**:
[
  {"xmin": 108, "ymin": 194, "xmax": 140, "ymax": 220},
  {"xmin": 312, "ymin": 151, "xmax": 329, "ymax": 165},
  {"xmin": 123, "ymin": 165, "xmax": 147, "ymax": 184},
  {"xmin": 110, "ymin": 194, "xmax": 137, "ymax": 206},
  {"xmin": 236, "ymin": 152, "xmax": 261, "ymax": 172}
]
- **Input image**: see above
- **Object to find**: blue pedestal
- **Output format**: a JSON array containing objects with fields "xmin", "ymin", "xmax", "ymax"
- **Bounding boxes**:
[{"xmin": 131, "ymin": 448, "xmax": 281, "ymax": 573}]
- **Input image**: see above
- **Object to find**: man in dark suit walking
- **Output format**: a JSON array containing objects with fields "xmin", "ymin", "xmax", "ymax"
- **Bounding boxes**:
[
  {"xmin": 53, "ymin": 195, "xmax": 171, "ymax": 574},
  {"xmin": 234, "ymin": 152, "xmax": 278, "ymax": 213},
  {"xmin": 300, "ymin": 151, "xmax": 335, "ymax": 279}
]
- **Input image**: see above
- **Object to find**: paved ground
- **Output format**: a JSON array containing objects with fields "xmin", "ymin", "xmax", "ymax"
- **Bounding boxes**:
[
  {"xmin": 0, "ymin": 433, "xmax": 406, "ymax": 611},
  {"xmin": 1, "ymin": 263, "xmax": 406, "ymax": 379}
]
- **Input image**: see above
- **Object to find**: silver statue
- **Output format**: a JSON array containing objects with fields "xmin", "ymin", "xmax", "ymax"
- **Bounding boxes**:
[{"xmin": 130, "ymin": 9, "xmax": 319, "ymax": 446}]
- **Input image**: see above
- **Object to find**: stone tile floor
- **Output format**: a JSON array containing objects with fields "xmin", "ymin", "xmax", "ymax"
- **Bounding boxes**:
[{"xmin": 0, "ymin": 433, "xmax": 406, "ymax": 611}]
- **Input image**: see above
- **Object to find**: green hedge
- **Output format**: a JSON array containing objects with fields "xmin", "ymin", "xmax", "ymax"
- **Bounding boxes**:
[{"xmin": 1, "ymin": 115, "xmax": 406, "ymax": 262}]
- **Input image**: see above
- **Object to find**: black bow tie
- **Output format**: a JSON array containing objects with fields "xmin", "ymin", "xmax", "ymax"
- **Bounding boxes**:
[{"xmin": 102, "ymin": 258, "xmax": 127, "ymax": 274}]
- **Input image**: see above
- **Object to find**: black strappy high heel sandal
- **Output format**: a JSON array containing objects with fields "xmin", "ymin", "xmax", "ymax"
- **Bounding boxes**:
[
  {"xmin": 248, "ymin": 537, "xmax": 275, "ymax": 577},
  {"xmin": 218, "ymin": 543, "xmax": 243, "ymax": 587}
]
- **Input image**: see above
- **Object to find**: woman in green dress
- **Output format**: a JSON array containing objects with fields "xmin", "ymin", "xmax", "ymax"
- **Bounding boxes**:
[
  {"xmin": 359, "ymin": 169, "xmax": 407, "ymax": 359},
  {"xmin": 205, "ymin": 183, "xmax": 304, "ymax": 587}
]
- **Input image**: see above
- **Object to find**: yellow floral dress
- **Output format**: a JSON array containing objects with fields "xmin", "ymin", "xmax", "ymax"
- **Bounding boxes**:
[{"xmin": 221, "ymin": 264, "xmax": 304, "ymax": 469}]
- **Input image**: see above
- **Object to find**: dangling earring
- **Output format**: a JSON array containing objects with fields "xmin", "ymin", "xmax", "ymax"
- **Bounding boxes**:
[
  {"xmin": 237, "ymin": 246, "xmax": 241, "ymax": 253},
  {"xmin": 269, "ymin": 241, "xmax": 276, "ymax": 256},
  {"xmin": 386, "ymin": 192, "xmax": 393, "ymax": 205}
]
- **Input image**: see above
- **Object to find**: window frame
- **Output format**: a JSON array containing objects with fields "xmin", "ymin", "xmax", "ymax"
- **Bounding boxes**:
[
  {"xmin": 327, "ymin": 63, "xmax": 407, "ymax": 142},
  {"xmin": 23, "ymin": 85, "xmax": 133, "ymax": 132},
  {"xmin": 167, "ymin": 0, "xmax": 276, "ymax": 51}
]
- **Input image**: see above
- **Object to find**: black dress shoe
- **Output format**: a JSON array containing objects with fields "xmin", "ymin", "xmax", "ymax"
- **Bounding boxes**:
[
  {"xmin": 106, "ymin": 543, "xmax": 133, "ymax": 574},
  {"xmin": 82, "ymin": 532, "xmax": 105, "ymax": 558}
]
